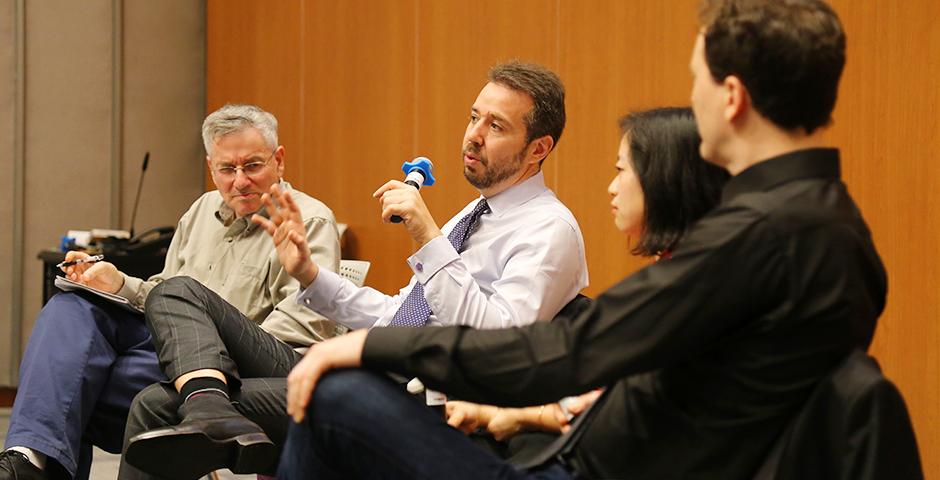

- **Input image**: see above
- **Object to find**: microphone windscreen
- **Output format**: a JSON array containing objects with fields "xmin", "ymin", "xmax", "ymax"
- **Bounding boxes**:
[{"xmin": 402, "ymin": 157, "xmax": 436, "ymax": 186}]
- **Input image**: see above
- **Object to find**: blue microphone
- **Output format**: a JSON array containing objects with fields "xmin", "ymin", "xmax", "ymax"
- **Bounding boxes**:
[{"xmin": 391, "ymin": 157, "xmax": 436, "ymax": 223}]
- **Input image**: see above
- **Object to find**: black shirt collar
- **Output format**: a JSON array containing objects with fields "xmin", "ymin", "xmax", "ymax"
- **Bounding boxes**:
[{"xmin": 721, "ymin": 148, "xmax": 841, "ymax": 204}]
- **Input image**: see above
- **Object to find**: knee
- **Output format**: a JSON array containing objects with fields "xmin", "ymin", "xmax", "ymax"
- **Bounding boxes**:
[
  {"xmin": 31, "ymin": 292, "xmax": 107, "ymax": 335},
  {"xmin": 40, "ymin": 292, "xmax": 95, "ymax": 319},
  {"xmin": 313, "ymin": 370, "xmax": 367, "ymax": 407},
  {"xmin": 146, "ymin": 276, "xmax": 200, "ymax": 306},
  {"xmin": 310, "ymin": 370, "xmax": 388, "ymax": 422},
  {"xmin": 145, "ymin": 276, "xmax": 205, "ymax": 322}
]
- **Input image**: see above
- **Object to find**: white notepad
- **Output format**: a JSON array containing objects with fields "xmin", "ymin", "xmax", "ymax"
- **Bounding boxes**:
[{"xmin": 54, "ymin": 275, "xmax": 144, "ymax": 314}]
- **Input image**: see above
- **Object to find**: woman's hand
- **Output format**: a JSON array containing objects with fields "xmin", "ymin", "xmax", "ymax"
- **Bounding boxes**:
[
  {"xmin": 445, "ymin": 401, "xmax": 497, "ymax": 434},
  {"xmin": 487, "ymin": 407, "xmax": 528, "ymax": 441}
]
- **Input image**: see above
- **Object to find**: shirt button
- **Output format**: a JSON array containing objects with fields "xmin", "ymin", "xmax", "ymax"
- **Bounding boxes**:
[
  {"xmin": 415, "ymin": 262, "xmax": 424, "ymax": 272},
  {"xmin": 304, "ymin": 299, "xmax": 311, "ymax": 305}
]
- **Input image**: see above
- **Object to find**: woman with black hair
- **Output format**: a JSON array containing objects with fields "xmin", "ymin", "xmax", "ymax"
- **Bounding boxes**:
[{"xmin": 445, "ymin": 107, "xmax": 729, "ymax": 444}]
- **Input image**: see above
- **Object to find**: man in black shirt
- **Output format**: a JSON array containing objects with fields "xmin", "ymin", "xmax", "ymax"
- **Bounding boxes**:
[{"xmin": 265, "ymin": 1, "xmax": 888, "ymax": 478}]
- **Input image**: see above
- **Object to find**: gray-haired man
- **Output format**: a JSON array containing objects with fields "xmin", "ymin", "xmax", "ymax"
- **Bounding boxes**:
[{"xmin": 0, "ymin": 104, "xmax": 341, "ymax": 480}]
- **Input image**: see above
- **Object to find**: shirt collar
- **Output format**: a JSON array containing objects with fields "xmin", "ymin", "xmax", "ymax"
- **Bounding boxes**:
[
  {"xmin": 481, "ymin": 171, "xmax": 548, "ymax": 216},
  {"xmin": 721, "ymin": 148, "xmax": 841, "ymax": 204},
  {"xmin": 214, "ymin": 180, "xmax": 291, "ymax": 233}
]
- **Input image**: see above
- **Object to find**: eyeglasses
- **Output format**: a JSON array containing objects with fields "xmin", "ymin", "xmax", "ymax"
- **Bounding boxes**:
[{"xmin": 212, "ymin": 151, "xmax": 275, "ymax": 179}]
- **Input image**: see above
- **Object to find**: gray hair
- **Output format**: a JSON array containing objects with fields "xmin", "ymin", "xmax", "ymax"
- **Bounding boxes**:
[{"xmin": 202, "ymin": 104, "xmax": 278, "ymax": 156}]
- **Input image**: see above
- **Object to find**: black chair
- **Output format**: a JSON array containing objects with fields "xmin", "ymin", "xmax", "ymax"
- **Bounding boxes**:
[
  {"xmin": 555, "ymin": 293, "xmax": 592, "ymax": 320},
  {"xmin": 754, "ymin": 349, "xmax": 923, "ymax": 480}
]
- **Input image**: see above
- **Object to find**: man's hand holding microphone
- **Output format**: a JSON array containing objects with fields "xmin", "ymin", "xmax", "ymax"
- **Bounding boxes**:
[{"xmin": 372, "ymin": 157, "xmax": 440, "ymax": 246}]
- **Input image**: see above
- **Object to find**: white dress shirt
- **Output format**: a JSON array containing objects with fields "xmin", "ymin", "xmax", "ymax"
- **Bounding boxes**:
[{"xmin": 297, "ymin": 171, "xmax": 589, "ymax": 330}]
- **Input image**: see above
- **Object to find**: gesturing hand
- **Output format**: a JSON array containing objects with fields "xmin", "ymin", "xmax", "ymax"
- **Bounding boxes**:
[{"xmin": 251, "ymin": 184, "xmax": 319, "ymax": 289}]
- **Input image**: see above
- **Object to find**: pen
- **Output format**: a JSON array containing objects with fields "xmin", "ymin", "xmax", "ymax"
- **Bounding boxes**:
[{"xmin": 57, "ymin": 254, "xmax": 105, "ymax": 269}]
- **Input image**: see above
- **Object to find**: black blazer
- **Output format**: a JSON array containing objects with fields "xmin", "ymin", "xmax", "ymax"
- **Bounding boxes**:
[{"xmin": 755, "ymin": 350, "xmax": 923, "ymax": 480}]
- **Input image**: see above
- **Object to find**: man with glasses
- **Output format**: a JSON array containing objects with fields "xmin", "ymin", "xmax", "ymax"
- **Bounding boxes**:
[
  {"xmin": 121, "ymin": 61, "xmax": 589, "ymax": 480},
  {"xmin": 0, "ymin": 104, "xmax": 341, "ymax": 480}
]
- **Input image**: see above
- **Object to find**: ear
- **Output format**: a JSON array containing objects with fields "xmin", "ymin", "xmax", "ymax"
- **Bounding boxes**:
[
  {"xmin": 206, "ymin": 155, "xmax": 222, "ymax": 190},
  {"xmin": 274, "ymin": 145, "xmax": 286, "ymax": 177},
  {"xmin": 723, "ymin": 75, "xmax": 749, "ymax": 122},
  {"xmin": 527, "ymin": 135, "xmax": 555, "ymax": 164}
]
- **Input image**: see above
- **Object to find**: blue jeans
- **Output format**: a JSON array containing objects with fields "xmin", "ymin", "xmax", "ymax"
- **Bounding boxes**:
[
  {"xmin": 4, "ymin": 293, "xmax": 164, "ymax": 479},
  {"xmin": 277, "ymin": 369, "xmax": 575, "ymax": 480}
]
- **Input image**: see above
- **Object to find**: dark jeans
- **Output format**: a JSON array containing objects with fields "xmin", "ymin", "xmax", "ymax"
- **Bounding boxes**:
[
  {"xmin": 277, "ymin": 369, "xmax": 576, "ymax": 480},
  {"xmin": 4, "ymin": 292, "xmax": 164, "ymax": 479}
]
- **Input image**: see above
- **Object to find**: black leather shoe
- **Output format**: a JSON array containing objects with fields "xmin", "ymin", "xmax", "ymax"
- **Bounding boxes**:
[
  {"xmin": 0, "ymin": 450, "xmax": 48, "ymax": 480},
  {"xmin": 126, "ymin": 416, "xmax": 276, "ymax": 479},
  {"xmin": 125, "ymin": 395, "xmax": 276, "ymax": 480}
]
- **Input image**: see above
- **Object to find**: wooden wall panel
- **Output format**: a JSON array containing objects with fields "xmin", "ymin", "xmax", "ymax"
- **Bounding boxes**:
[
  {"xmin": 207, "ymin": 1, "xmax": 939, "ymax": 474},
  {"xmin": 557, "ymin": 0, "xmax": 699, "ymax": 294},
  {"xmin": 206, "ymin": 0, "xmax": 302, "ymax": 186},
  {"xmin": 299, "ymin": 0, "xmax": 418, "ymax": 290},
  {"xmin": 828, "ymin": 1, "xmax": 940, "ymax": 476},
  {"xmin": 413, "ymin": 0, "xmax": 560, "ymax": 272}
]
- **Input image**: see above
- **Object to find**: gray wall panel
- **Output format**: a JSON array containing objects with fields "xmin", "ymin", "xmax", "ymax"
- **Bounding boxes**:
[
  {"xmin": 0, "ymin": 0, "xmax": 16, "ymax": 384},
  {"xmin": 21, "ymin": 0, "xmax": 115, "ymax": 342},
  {"xmin": 122, "ymin": 0, "xmax": 205, "ymax": 233},
  {"xmin": 2, "ymin": 0, "xmax": 205, "ymax": 386}
]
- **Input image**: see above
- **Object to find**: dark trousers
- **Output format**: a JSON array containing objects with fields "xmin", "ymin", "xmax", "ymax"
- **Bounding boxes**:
[
  {"xmin": 118, "ymin": 276, "xmax": 302, "ymax": 479},
  {"xmin": 4, "ymin": 292, "xmax": 164, "ymax": 480},
  {"xmin": 277, "ymin": 369, "xmax": 576, "ymax": 480}
]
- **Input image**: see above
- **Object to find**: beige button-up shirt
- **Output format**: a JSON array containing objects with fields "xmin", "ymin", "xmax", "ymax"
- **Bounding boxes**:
[{"xmin": 117, "ymin": 181, "xmax": 342, "ymax": 347}]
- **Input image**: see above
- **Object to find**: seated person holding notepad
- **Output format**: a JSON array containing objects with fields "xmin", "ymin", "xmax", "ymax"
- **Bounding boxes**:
[
  {"xmin": 53, "ymin": 256, "xmax": 145, "ymax": 313},
  {"xmin": 0, "ymin": 103, "xmax": 341, "ymax": 480}
]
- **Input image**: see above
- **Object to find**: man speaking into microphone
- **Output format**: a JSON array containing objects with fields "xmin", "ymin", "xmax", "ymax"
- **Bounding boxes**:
[
  {"xmin": 308, "ymin": 61, "xmax": 588, "ymax": 331},
  {"xmin": 122, "ymin": 61, "xmax": 588, "ymax": 479}
]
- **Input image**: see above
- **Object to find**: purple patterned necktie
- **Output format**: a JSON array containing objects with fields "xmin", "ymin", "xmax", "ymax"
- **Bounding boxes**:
[{"xmin": 389, "ymin": 198, "xmax": 491, "ymax": 327}]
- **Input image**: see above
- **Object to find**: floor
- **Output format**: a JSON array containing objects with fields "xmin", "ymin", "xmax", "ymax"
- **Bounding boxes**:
[{"xmin": 0, "ymin": 408, "xmax": 254, "ymax": 479}]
